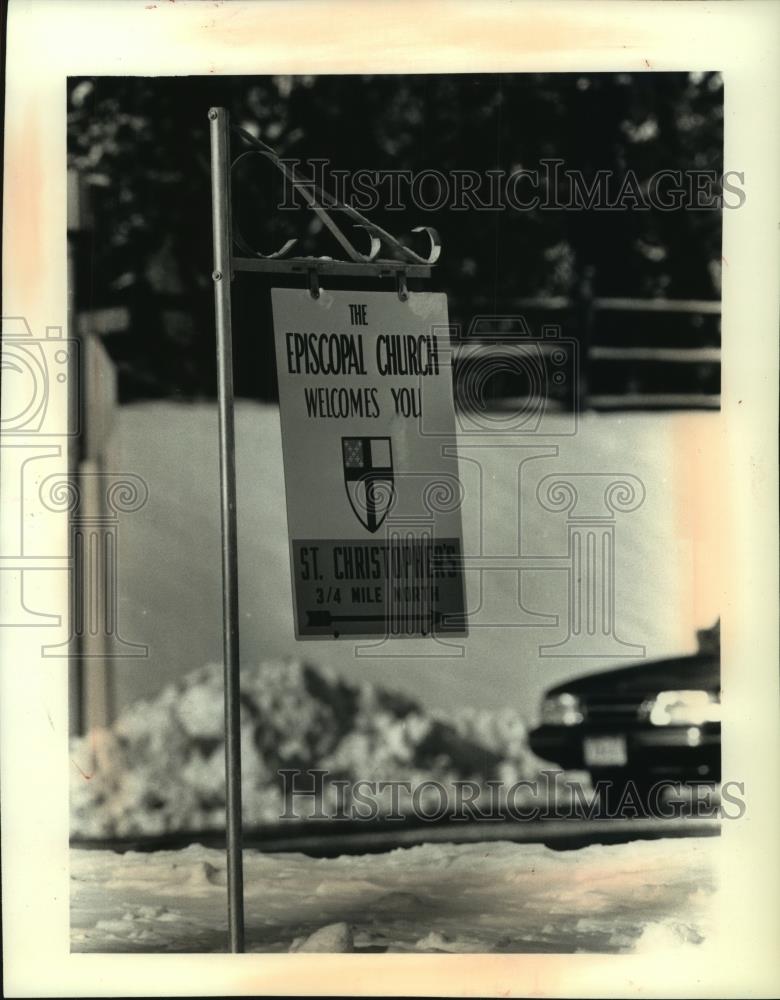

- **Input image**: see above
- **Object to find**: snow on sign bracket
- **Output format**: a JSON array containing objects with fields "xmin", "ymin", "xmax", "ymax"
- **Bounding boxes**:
[{"xmin": 272, "ymin": 288, "xmax": 467, "ymax": 639}]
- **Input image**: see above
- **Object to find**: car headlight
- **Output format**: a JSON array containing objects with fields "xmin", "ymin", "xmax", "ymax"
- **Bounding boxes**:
[
  {"xmin": 640, "ymin": 689, "xmax": 721, "ymax": 726},
  {"xmin": 540, "ymin": 692, "xmax": 584, "ymax": 726}
]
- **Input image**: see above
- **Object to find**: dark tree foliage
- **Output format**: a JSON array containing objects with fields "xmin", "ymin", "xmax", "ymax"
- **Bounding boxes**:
[{"xmin": 67, "ymin": 73, "xmax": 723, "ymax": 402}]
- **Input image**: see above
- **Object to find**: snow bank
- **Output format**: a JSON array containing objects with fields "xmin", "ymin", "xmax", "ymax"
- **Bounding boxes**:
[
  {"xmin": 70, "ymin": 835, "xmax": 719, "ymax": 953},
  {"xmin": 71, "ymin": 659, "xmax": 539, "ymax": 838}
]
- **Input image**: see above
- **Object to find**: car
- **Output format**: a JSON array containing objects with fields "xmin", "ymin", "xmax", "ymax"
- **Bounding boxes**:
[{"xmin": 529, "ymin": 624, "xmax": 720, "ymax": 810}]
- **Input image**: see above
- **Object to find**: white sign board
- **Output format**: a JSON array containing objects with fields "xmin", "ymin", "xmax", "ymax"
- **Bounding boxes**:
[{"xmin": 272, "ymin": 288, "xmax": 466, "ymax": 639}]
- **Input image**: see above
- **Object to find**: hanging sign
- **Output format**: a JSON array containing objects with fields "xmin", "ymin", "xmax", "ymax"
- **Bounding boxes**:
[{"xmin": 272, "ymin": 288, "xmax": 467, "ymax": 639}]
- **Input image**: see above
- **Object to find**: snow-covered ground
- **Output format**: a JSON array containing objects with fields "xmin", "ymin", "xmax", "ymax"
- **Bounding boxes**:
[
  {"xmin": 71, "ymin": 402, "xmax": 724, "ymax": 956},
  {"xmin": 71, "ymin": 836, "xmax": 718, "ymax": 953}
]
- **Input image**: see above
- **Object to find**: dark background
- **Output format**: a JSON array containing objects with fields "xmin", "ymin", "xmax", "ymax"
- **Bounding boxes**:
[{"xmin": 67, "ymin": 72, "xmax": 723, "ymax": 404}]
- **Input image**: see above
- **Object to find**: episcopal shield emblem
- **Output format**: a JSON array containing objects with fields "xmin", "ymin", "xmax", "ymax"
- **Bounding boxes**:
[{"xmin": 342, "ymin": 436, "xmax": 395, "ymax": 533}]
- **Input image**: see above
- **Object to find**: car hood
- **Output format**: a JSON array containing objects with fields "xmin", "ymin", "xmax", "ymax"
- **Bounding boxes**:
[{"xmin": 547, "ymin": 655, "xmax": 719, "ymax": 698}]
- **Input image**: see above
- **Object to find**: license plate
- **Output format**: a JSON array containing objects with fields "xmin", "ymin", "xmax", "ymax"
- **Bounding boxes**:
[{"xmin": 583, "ymin": 735, "xmax": 628, "ymax": 767}]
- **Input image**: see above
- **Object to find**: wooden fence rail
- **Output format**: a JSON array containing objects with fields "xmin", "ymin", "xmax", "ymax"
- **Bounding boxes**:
[{"xmin": 464, "ymin": 293, "xmax": 721, "ymax": 411}]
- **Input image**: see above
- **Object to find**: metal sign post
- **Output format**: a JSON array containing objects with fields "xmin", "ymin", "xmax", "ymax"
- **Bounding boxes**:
[
  {"xmin": 208, "ymin": 107, "xmax": 245, "ymax": 953},
  {"xmin": 207, "ymin": 106, "xmax": 443, "ymax": 952}
]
